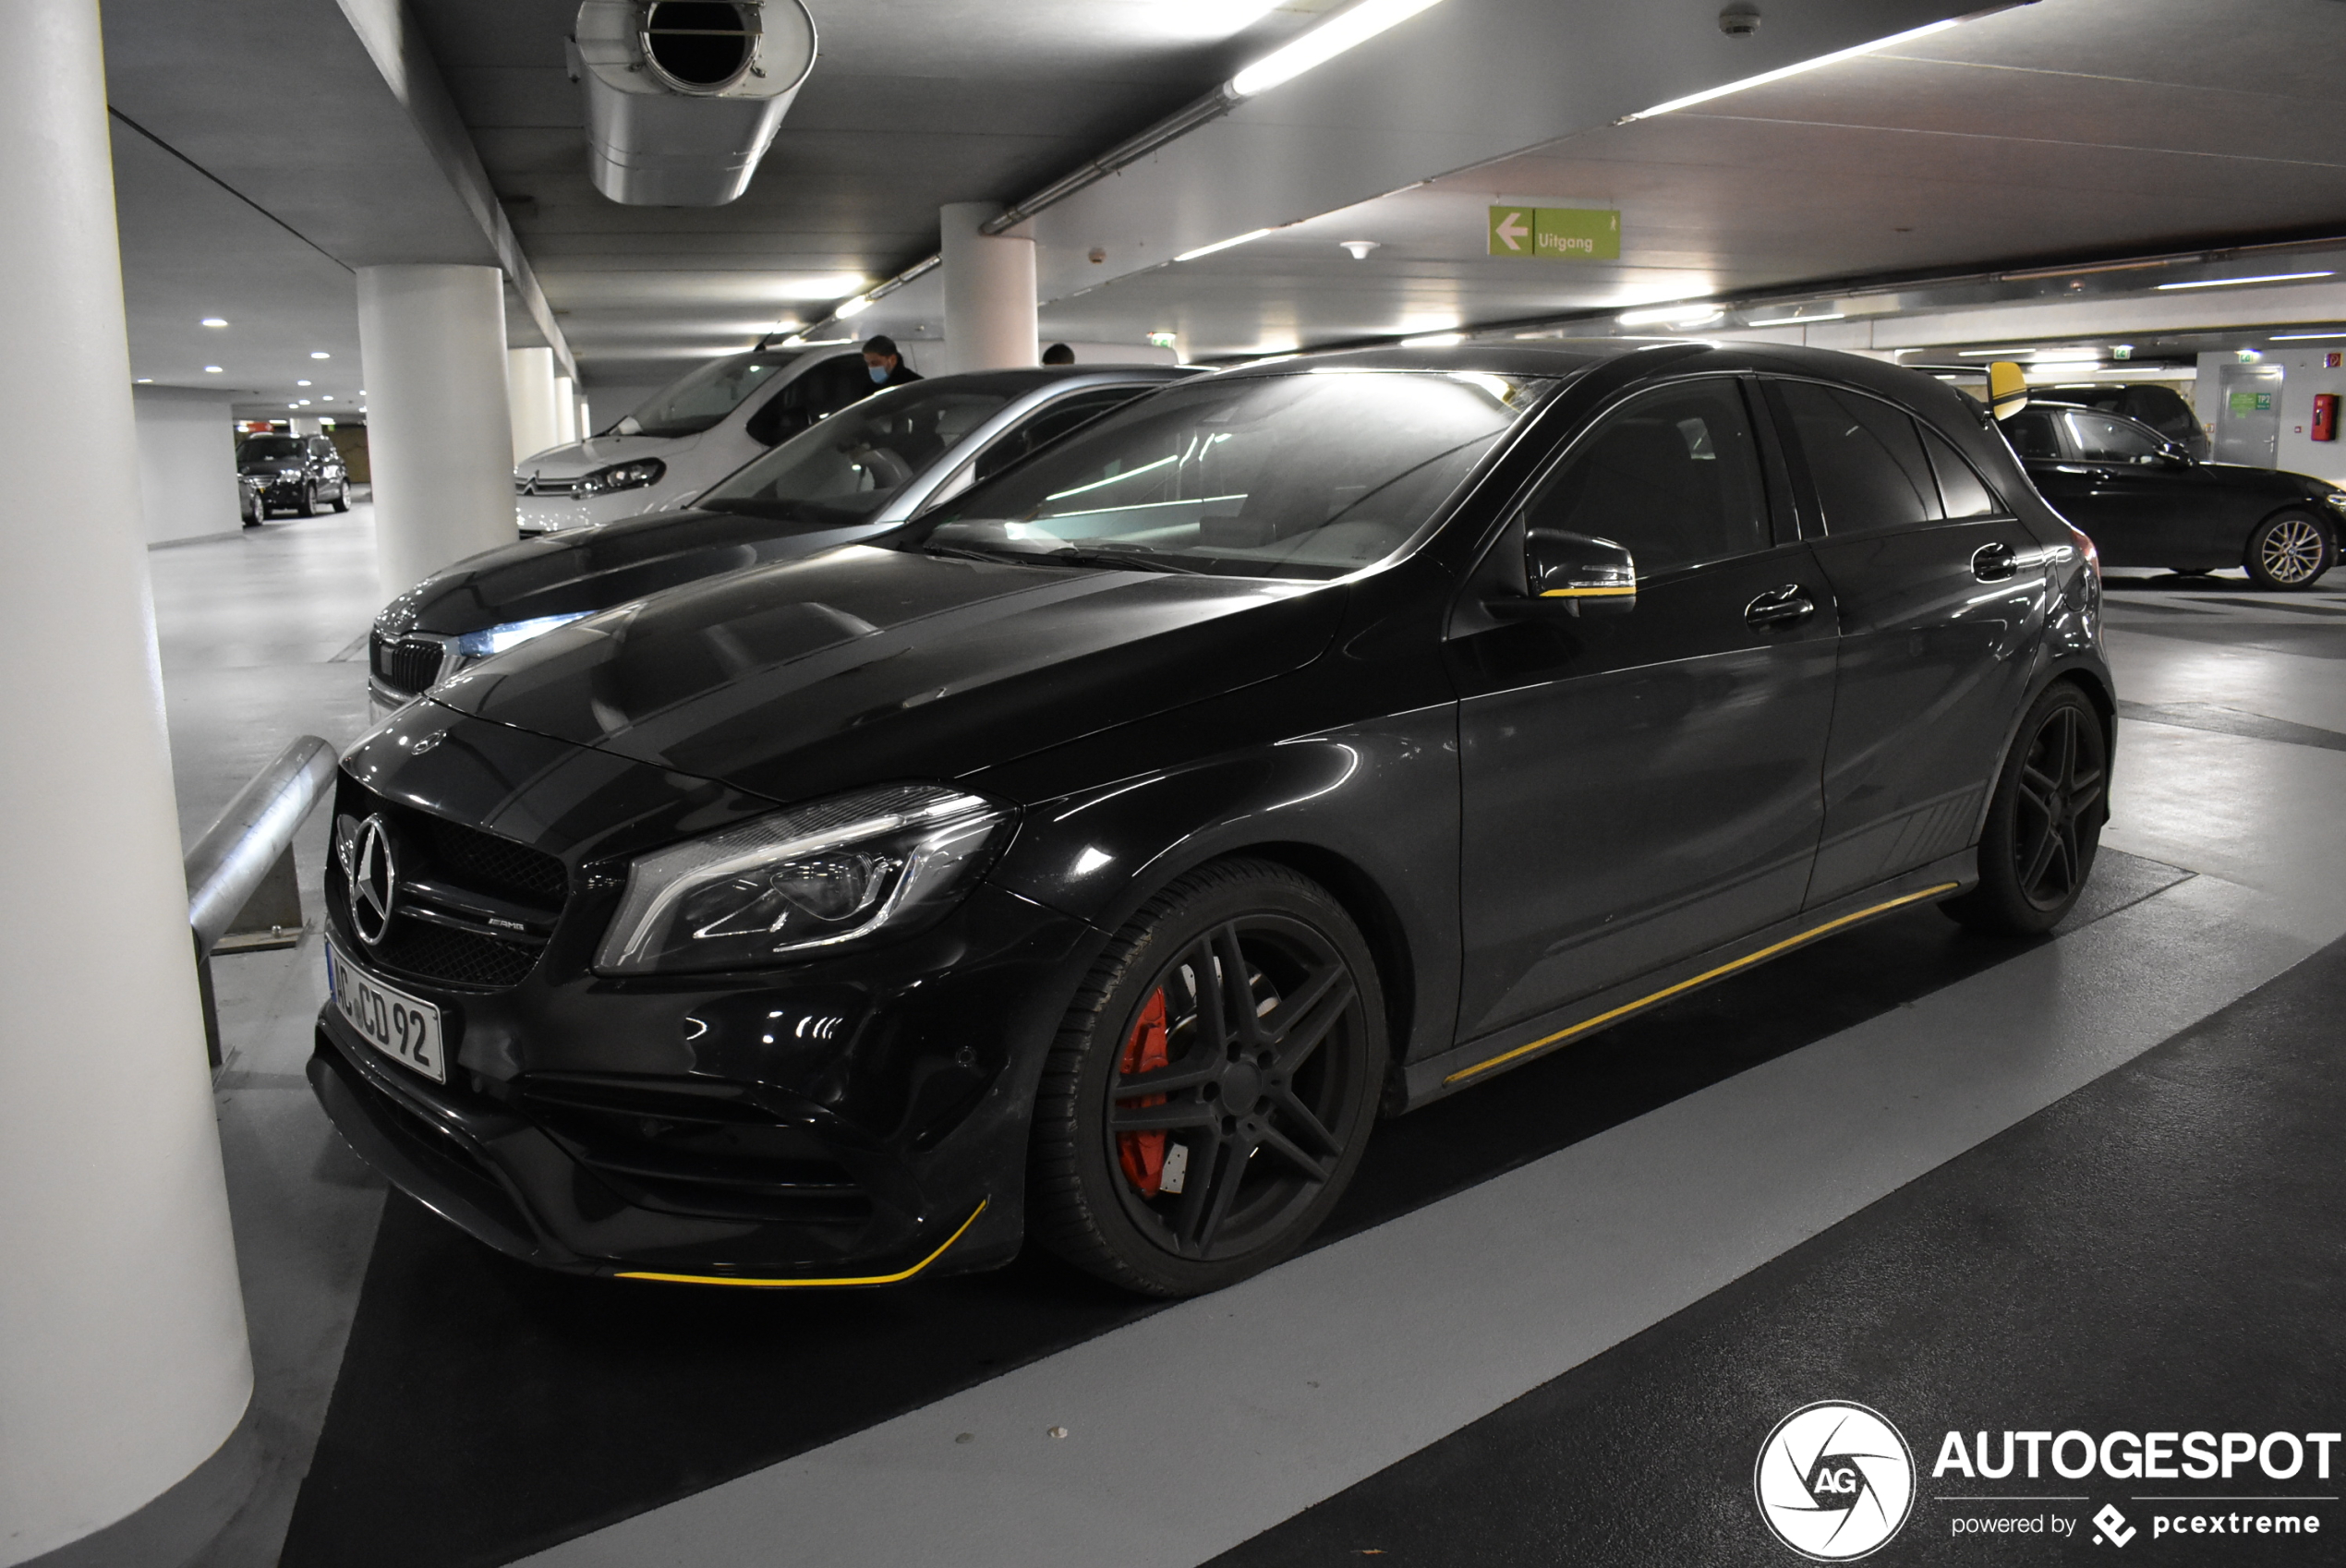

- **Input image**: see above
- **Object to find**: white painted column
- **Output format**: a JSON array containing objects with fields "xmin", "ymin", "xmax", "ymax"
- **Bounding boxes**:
[
  {"xmin": 551, "ymin": 373, "xmax": 579, "ymax": 446},
  {"xmin": 357, "ymin": 265, "xmax": 516, "ymax": 598},
  {"xmin": 507, "ymin": 344, "xmax": 561, "ymax": 464},
  {"xmin": 0, "ymin": 6, "xmax": 253, "ymax": 1562},
  {"xmin": 133, "ymin": 386, "xmax": 242, "ymax": 544},
  {"xmin": 940, "ymin": 201, "xmax": 1037, "ymax": 374}
]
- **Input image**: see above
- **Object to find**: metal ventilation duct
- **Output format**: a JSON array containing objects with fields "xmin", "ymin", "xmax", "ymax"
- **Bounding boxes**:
[{"xmin": 572, "ymin": 0, "xmax": 816, "ymax": 207}]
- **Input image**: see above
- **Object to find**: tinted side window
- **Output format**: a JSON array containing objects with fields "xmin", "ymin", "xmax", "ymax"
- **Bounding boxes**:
[
  {"xmin": 745, "ymin": 356, "xmax": 875, "ymax": 445},
  {"xmin": 974, "ymin": 388, "xmax": 1144, "ymax": 482},
  {"xmin": 2067, "ymin": 410, "xmax": 2161, "ymax": 464},
  {"xmin": 1775, "ymin": 380, "xmax": 1941, "ymax": 535},
  {"xmin": 2002, "ymin": 408, "xmax": 2062, "ymax": 460},
  {"xmin": 1523, "ymin": 378, "xmax": 1770, "ymax": 577},
  {"xmin": 1918, "ymin": 424, "xmax": 2003, "ymax": 518}
]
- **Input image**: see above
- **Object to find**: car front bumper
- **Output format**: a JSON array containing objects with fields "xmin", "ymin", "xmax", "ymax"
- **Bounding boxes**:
[{"xmin": 309, "ymin": 877, "xmax": 1099, "ymax": 1285}]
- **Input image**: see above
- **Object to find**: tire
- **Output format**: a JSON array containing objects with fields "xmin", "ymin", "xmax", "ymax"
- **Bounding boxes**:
[
  {"xmin": 296, "ymin": 483, "xmax": 317, "ymax": 518},
  {"xmin": 1028, "ymin": 859, "xmax": 1387, "ymax": 1297},
  {"xmin": 2243, "ymin": 509, "xmax": 2332, "ymax": 590},
  {"xmin": 1942, "ymin": 683, "xmax": 2107, "ymax": 937},
  {"xmin": 331, "ymin": 482, "xmax": 349, "ymax": 513}
]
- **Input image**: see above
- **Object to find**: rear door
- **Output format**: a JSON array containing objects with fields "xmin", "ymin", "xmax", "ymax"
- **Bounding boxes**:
[
  {"xmin": 1767, "ymin": 378, "xmax": 2046, "ymax": 907},
  {"xmin": 1449, "ymin": 376, "xmax": 1837, "ymax": 1039}
]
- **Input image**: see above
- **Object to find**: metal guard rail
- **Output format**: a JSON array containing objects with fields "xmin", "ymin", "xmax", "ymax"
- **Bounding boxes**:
[{"xmin": 185, "ymin": 735, "xmax": 336, "ymax": 959}]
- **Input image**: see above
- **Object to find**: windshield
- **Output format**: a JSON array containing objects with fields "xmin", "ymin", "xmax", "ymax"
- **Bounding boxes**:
[
  {"xmin": 695, "ymin": 381, "xmax": 1016, "ymax": 525},
  {"xmin": 910, "ymin": 369, "xmax": 1551, "ymax": 580},
  {"xmin": 237, "ymin": 435, "xmax": 303, "ymax": 463},
  {"xmin": 616, "ymin": 350, "xmax": 801, "ymax": 438}
]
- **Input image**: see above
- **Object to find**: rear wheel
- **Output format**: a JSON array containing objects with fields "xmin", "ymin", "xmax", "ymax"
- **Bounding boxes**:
[
  {"xmin": 2243, "ymin": 510, "xmax": 2332, "ymax": 590},
  {"xmin": 1942, "ymin": 683, "xmax": 2107, "ymax": 936},
  {"xmin": 1028, "ymin": 860, "xmax": 1386, "ymax": 1297}
]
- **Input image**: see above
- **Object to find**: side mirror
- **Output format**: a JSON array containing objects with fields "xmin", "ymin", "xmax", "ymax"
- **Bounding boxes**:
[
  {"xmin": 2157, "ymin": 441, "xmax": 2192, "ymax": 467},
  {"xmin": 1987, "ymin": 360, "xmax": 2029, "ymax": 421},
  {"xmin": 1523, "ymin": 528, "xmax": 1638, "ymax": 617}
]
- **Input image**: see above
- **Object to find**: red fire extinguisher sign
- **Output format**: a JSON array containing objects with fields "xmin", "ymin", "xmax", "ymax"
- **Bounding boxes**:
[{"xmin": 2315, "ymin": 392, "xmax": 2339, "ymax": 442}]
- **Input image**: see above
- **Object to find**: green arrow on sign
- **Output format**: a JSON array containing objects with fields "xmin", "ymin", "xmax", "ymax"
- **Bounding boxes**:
[{"xmin": 1488, "ymin": 208, "xmax": 1532, "ymax": 255}]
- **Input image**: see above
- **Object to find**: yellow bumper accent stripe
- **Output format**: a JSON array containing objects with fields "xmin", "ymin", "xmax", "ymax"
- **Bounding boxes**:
[
  {"xmin": 614, "ymin": 1199, "xmax": 988, "ymax": 1288},
  {"xmin": 1443, "ymin": 883, "xmax": 1961, "ymax": 1086},
  {"xmin": 1539, "ymin": 585, "xmax": 1638, "ymax": 597}
]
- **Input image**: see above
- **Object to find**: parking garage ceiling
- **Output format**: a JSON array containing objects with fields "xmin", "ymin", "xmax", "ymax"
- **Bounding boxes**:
[{"xmin": 103, "ymin": 0, "xmax": 2346, "ymax": 402}]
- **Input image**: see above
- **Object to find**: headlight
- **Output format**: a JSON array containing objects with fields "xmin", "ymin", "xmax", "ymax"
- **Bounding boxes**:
[
  {"xmin": 594, "ymin": 785, "xmax": 1012, "ymax": 975},
  {"xmin": 453, "ymin": 611, "xmax": 593, "ymax": 658},
  {"xmin": 577, "ymin": 458, "xmax": 665, "ymax": 496}
]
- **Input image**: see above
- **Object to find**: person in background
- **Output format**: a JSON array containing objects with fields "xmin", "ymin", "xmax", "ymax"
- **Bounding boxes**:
[
  {"xmin": 1041, "ymin": 343, "xmax": 1075, "ymax": 365},
  {"xmin": 862, "ymin": 335, "xmax": 923, "ymax": 389}
]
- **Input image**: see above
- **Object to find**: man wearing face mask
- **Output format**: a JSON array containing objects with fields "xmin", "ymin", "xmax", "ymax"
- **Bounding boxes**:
[{"xmin": 861, "ymin": 334, "xmax": 923, "ymax": 391}]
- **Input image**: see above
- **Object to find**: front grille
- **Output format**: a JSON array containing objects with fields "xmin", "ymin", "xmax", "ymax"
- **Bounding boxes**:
[
  {"xmin": 369, "ymin": 632, "xmax": 447, "ymax": 695},
  {"xmin": 374, "ymin": 922, "xmax": 541, "ymax": 988},
  {"xmin": 517, "ymin": 475, "xmax": 589, "ymax": 497},
  {"xmin": 332, "ymin": 781, "xmax": 570, "ymax": 992}
]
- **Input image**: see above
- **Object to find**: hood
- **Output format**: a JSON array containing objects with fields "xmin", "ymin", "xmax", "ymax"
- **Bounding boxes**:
[
  {"xmin": 404, "ymin": 509, "xmax": 899, "ymax": 639},
  {"xmin": 518, "ymin": 431, "xmax": 700, "ymax": 477},
  {"xmin": 427, "ymin": 546, "xmax": 1346, "ymax": 804}
]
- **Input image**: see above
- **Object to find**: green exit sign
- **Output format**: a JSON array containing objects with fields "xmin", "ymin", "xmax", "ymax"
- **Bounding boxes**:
[
  {"xmin": 1488, "ymin": 206, "xmax": 1620, "ymax": 260},
  {"xmin": 2229, "ymin": 391, "xmax": 2274, "ymax": 415}
]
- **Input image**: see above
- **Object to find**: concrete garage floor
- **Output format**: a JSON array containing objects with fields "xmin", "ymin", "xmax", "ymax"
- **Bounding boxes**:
[{"xmin": 153, "ymin": 523, "xmax": 2346, "ymax": 1567}]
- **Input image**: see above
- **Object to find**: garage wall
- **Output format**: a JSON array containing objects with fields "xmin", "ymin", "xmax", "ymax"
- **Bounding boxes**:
[
  {"xmin": 2269, "ymin": 350, "xmax": 2346, "ymax": 489},
  {"xmin": 133, "ymin": 386, "xmax": 240, "ymax": 545}
]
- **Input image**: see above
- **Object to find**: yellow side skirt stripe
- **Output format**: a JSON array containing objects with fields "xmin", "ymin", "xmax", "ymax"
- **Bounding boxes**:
[
  {"xmin": 1539, "ymin": 585, "xmax": 1638, "ymax": 597},
  {"xmin": 615, "ymin": 1198, "xmax": 988, "ymax": 1288},
  {"xmin": 1442, "ymin": 883, "xmax": 1961, "ymax": 1086}
]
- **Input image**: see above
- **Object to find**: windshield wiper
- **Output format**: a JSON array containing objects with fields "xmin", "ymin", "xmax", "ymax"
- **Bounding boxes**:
[
  {"xmin": 917, "ymin": 542, "xmax": 1032, "ymax": 563},
  {"xmin": 1042, "ymin": 548, "xmax": 1205, "ymax": 575}
]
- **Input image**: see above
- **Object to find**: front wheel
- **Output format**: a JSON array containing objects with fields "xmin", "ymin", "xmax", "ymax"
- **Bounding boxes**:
[
  {"xmin": 1028, "ymin": 860, "xmax": 1387, "ymax": 1297},
  {"xmin": 331, "ymin": 482, "xmax": 350, "ymax": 513},
  {"xmin": 1942, "ymin": 683, "xmax": 2107, "ymax": 936},
  {"xmin": 2243, "ymin": 510, "xmax": 2332, "ymax": 590},
  {"xmin": 295, "ymin": 483, "xmax": 317, "ymax": 518}
]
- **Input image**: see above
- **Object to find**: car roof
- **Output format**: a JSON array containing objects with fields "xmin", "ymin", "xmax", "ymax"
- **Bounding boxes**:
[{"xmin": 905, "ymin": 364, "xmax": 1200, "ymax": 396}]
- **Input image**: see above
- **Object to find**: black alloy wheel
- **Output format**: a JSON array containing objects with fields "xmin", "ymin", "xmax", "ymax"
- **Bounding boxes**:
[
  {"xmin": 296, "ymin": 482, "xmax": 317, "ymax": 518},
  {"xmin": 1943, "ymin": 682, "xmax": 2108, "ymax": 936},
  {"xmin": 1029, "ymin": 860, "xmax": 1386, "ymax": 1296},
  {"xmin": 2243, "ymin": 509, "xmax": 2332, "ymax": 590}
]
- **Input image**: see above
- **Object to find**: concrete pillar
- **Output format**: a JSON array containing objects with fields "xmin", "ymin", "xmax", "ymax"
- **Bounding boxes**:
[
  {"xmin": 507, "ymin": 344, "xmax": 561, "ymax": 464},
  {"xmin": 357, "ymin": 265, "xmax": 516, "ymax": 598},
  {"xmin": 134, "ymin": 386, "xmax": 242, "ymax": 545},
  {"xmin": 575, "ymin": 392, "xmax": 594, "ymax": 440},
  {"xmin": 940, "ymin": 201, "xmax": 1037, "ymax": 374},
  {"xmin": 0, "ymin": 6, "xmax": 254, "ymax": 1561},
  {"xmin": 551, "ymin": 373, "xmax": 579, "ymax": 446}
]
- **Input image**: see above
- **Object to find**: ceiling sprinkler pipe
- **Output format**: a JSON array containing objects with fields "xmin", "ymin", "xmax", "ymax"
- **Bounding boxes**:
[{"xmin": 573, "ymin": 0, "xmax": 816, "ymax": 207}]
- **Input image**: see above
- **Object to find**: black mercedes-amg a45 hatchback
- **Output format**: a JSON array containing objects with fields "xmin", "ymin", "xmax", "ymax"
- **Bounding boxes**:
[{"xmin": 314, "ymin": 342, "xmax": 2113, "ymax": 1297}]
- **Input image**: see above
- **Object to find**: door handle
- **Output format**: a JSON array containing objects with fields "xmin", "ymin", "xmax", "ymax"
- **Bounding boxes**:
[
  {"xmin": 1972, "ymin": 542, "xmax": 2020, "ymax": 582},
  {"xmin": 1744, "ymin": 584, "xmax": 1814, "ymax": 628}
]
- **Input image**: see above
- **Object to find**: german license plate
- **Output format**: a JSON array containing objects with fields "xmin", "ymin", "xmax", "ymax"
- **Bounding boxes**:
[{"xmin": 325, "ymin": 936, "xmax": 445, "ymax": 1083}]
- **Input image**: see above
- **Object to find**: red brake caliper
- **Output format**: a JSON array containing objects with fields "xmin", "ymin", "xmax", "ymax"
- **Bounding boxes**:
[{"xmin": 1116, "ymin": 989, "xmax": 1171, "ymax": 1198}]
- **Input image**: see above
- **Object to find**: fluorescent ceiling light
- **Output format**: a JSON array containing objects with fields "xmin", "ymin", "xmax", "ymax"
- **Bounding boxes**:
[
  {"xmin": 200, "ymin": 317, "xmax": 228, "ymax": 328},
  {"xmin": 2270, "ymin": 330, "xmax": 2346, "ymax": 340},
  {"xmin": 1617, "ymin": 303, "xmax": 1723, "ymax": 327},
  {"xmin": 203, "ymin": 366, "xmax": 223, "ymax": 373},
  {"xmin": 1175, "ymin": 227, "xmax": 1274, "ymax": 262},
  {"xmin": 1402, "ymin": 332, "xmax": 1465, "ymax": 347},
  {"xmin": 2156, "ymin": 271, "xmax": 2334, "ymax": 291},
  {"xmin": 1956, "ymin": 348, "xmax": 2041, "ymax": 357},
  {"xmin": 2026, "ymin": 361, "xmax": 2100, "ymax": 376},
  {"xmin": 1230, "ymin": 0, "xmax": 1450, "ymax": 98},
  {"xmin": 296, "ymin": 380, "xmax": 311, "ymax": 387},
  {"xmin": 1620, "ymin": 18, "xmax": 1960, "ymax": 121},
  {"xmin": 835, "ymin": 296, "xmax": 874, "ymax": 319},
  {"xmin": 1745, "ymin": 311, "xmax": 1845, "ymax": 327},
  {"xmin": 310, "ymin": 351, "xmax": 331, "ymax": 359}
]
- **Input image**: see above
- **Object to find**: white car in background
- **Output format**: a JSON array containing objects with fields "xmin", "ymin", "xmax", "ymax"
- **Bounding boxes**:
[{"xmin": 513, "ymin": 344, "xmax": 879, "ymax": 534}]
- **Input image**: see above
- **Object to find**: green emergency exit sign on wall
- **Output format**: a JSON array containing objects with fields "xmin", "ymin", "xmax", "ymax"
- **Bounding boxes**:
[
  {"xmin": 2229, "ymin": 391, "xmax": 2274, "ymax": 415},
  {"xmin": 1488, "ymin": 206, "xmax": 1621, "ymax": 259}
]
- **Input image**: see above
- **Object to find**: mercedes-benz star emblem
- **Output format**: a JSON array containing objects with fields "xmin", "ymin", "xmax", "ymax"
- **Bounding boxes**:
[{"xmin": 348, "ymin": 814, "xmax": 399, "ymax": 948}]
